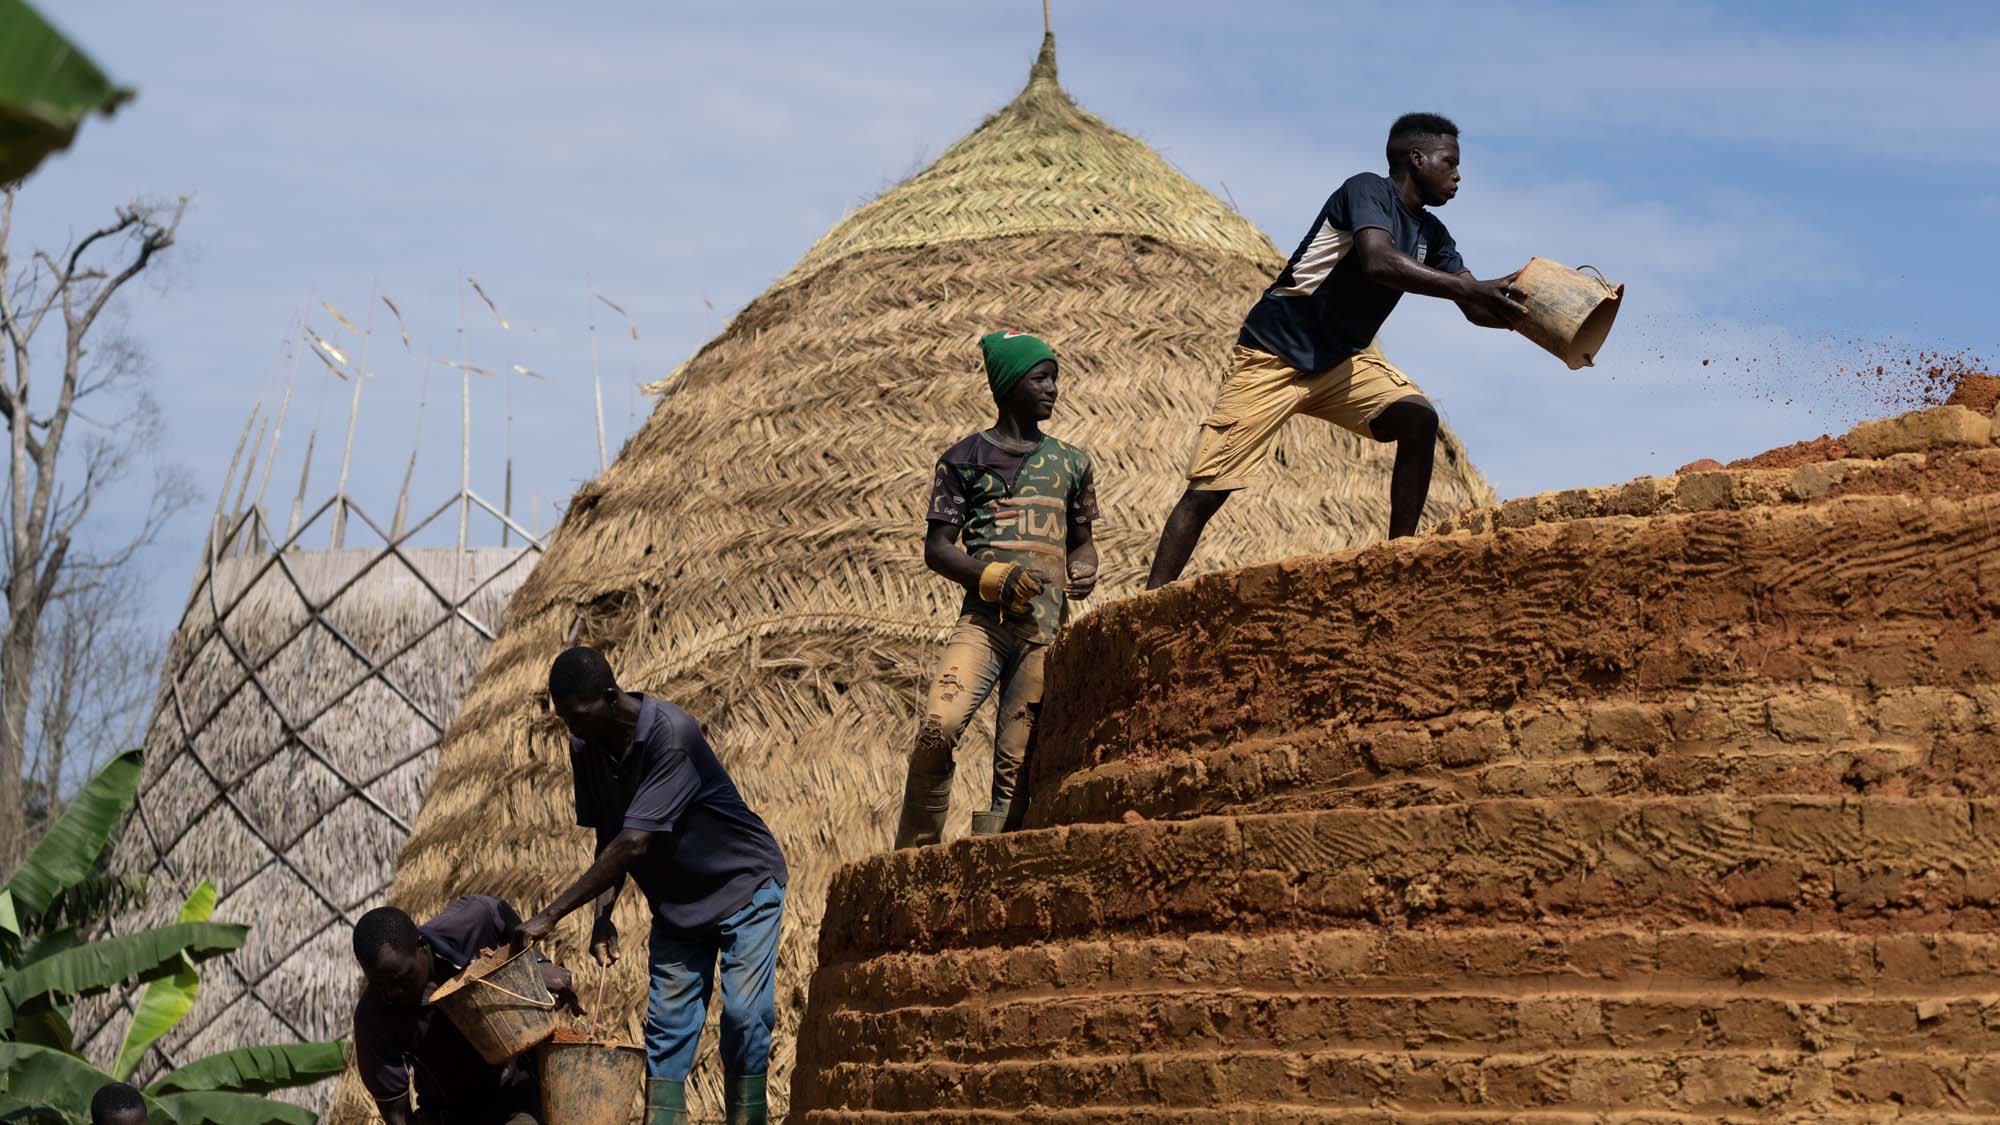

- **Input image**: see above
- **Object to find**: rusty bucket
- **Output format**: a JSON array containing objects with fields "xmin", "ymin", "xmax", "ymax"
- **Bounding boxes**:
[
  {"xmin": 537, "ymin": 1034, "xmax": 646, "ymax": 1125},
  {"xmin": 429, "ymin": 946, "xmax": 559, "ymax": 1064},
  {"xmin": 1511, "ymin": 256, "xmax": 1624, "ymax": 370}
]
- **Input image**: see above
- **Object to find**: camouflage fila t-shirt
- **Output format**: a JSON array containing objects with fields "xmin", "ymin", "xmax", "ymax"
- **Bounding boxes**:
[{"xmin": 927, "ymin": 430, "xmax": 1098, "ymax": 642}]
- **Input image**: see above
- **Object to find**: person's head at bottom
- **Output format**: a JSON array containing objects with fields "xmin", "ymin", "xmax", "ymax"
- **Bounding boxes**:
[
  {"xmin": 353, "ymin": 905, "xmax": 433, "ymax": 1006},
  {"xmin": 90, "ymin": 1082, "xmax": 148, "ymax": 1125}
]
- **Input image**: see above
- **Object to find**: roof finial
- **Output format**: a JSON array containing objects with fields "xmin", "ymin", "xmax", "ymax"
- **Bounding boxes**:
[{"xmin": 1029, "ymin": 5, "xmax": 1058, "ymax": 87}]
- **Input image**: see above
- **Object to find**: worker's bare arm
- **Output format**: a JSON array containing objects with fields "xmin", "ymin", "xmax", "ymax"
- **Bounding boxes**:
[
  {"xmin": 1352, "ymin": 228, "xmax": 1525, "ymax": 324},
  {"xmin": 1064, "ymin": 521, "xmax": 1097, "ymax": 599},
  {"xmin": 510, "ymin": 828, "xmax": 653, "ymax": 947},
  {"xmin": 924, "ymin": 521, "xmax": 988, "ymax": 593}
]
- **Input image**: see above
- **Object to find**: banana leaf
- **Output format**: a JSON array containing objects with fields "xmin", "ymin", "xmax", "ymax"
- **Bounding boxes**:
[
  {"xmin": 112, "ymin": 883, "xmax": 215, "ymax": 1080},
  {"xmin": 41, "ymin": 873, "xmax": 148, "ymax": 935},
  {"xmin": 1, "ymin": 751, "xmax": 142, "ymax": 935},
  {"xmin": 150, "ymin": 1091, "xmax": 314, "ymax": 1125},
  {"xmin": 145, "ymin": 1043, "xmax": 344, "ymax": 1097},
  {"xmin": 0, "ymin": 1043, "xmax": 169, "ymax": 1122},
  {"xmin": 0, "ymin": 0, "xmax": 133, "ymax": 183},
  {"xmin": 0, "ymin": 922, "xmax": 243, "ymax": 1031},
  {"xmin": 7, "ymin": 999, "xmax": 71, "ymax": 1051},
  {"xmin": 14, "ymin": 927, "xmax": 75, "ymax": 972},
  {"xmin": 0, "ymin": 1094, "xmax": 71, "ymax": 1124}
]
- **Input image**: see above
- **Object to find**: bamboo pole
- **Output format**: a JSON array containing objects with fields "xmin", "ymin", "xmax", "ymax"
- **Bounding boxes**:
[
  {"xmin": 588, "ymin": 280, "xmax": 608, "ymax": 473},
  {"xmin": 328, "ymin": 293, "xmax": 376, "ymax": 549},
  {"xmin": 457, "ymin": 276, "xmax": 472, "ymax": 602}
]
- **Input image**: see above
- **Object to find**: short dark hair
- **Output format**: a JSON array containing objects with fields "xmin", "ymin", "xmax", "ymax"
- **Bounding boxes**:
[
  {"xmin": 1387, "ymin": 112, "xmax": 1460, "ymax": 171},
  {"xmin": 90, "ymin": 1082, "xmax": 146, "ymax": 1123},
  {"xmin": 549, "ymin": 646, "xmax": 618, "ymax": 701},
  {"xmin": 352, "ymin": 905, "xmax": 421, "ymax": 966}
]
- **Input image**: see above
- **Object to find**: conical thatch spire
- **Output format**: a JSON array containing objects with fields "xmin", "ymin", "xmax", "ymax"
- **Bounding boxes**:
[
  {"xmin": 333, "ymin": 32, "xmax": 1494, "ymax": 1123},
  {"xmin": 760, "ymin": 30, "xmax": 1277, "ymax": 298}
]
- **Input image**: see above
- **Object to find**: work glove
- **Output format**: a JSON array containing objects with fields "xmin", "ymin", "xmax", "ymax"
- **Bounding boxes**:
[{"xmin": 977, "ymin": 561, "xmax": 1044, "ymax": 617}]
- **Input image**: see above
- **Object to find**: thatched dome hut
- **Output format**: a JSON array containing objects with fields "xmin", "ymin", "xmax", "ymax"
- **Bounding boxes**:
[
  {"xmin": 332, "ymin": 33, "xmax": 1495, "ymax": 1122},
  {"xmin": 73, "ymin": 415, "xmax": 541, "ymax": 1110}
]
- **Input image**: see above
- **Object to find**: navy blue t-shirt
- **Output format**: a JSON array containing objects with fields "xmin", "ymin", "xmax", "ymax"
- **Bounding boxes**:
[
  {"xmin": 1239, "ymin": 171, "xmax": 1465, "ymax": 373},
  {"xmin": 571, "ymin": 694, "xmax": 788, "ymax": 931}
]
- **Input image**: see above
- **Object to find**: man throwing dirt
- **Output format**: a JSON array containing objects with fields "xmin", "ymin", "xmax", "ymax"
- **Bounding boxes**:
[
  {"xmin": 512, "ymin": 647, "xmax": 788, "ymax": 1125},
  {"xmin": 1146, "ymin": 113, "xmax": 1526, "ymax": 587},
  {"xmin": 893, "ymin": 330, "xmax": 1099, "ymax": 847}
]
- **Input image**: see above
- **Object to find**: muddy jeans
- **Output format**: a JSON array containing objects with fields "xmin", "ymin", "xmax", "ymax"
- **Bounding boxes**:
[{"xmin": 894, "ymin": 613, "xmax": 1049, "ymax": 848}]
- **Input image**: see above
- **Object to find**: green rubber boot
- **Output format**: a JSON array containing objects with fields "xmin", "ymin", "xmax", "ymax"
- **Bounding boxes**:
[
  {"xmin": 724, "ymin": 1073, "xmax": 768, "ymax": 1125},
  {"xmin": 646, "ymin": 1077, "xmax": 687, "ymax": 1125},
  {"xmin": 969, "ymin": 800, "xmax": 1011, "ymax": 836}
]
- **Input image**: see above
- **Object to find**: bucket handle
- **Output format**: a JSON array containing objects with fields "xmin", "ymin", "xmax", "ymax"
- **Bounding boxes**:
[
  {"xmin": 472, "ymin": 975, "xmax": 558, "ymax": 1008},
  {"xmin": 469, "ymin": 945, "xmax": 559, "ymax": 1009},
  {"xmin": 1574, "ymin": 264, "xmax": 1617, "ymax": 293}
]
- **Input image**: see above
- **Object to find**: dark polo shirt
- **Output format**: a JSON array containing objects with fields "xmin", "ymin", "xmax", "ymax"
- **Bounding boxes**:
[
  {"xmin": 570, "ymin": 694, "xmax": 788, "ymax": 931},
  {"xmin": 352, "ymin": 895, "xmax": 526, "ymax": 1116}
]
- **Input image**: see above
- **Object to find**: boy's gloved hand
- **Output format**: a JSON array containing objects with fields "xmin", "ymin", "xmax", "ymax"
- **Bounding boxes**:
[{"xmin": 978, "ymin": 561, "xmax": 1044, "ymax": 616}]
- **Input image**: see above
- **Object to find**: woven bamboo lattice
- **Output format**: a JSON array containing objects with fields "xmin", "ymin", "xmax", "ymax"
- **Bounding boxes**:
[
  {"xmin": 331, "ymin": 34, "xmax": 1496, "ymax": 1123},
  {"xmin": 73, "ymin": 478, "xmax": 542, "ymax": 1111}
]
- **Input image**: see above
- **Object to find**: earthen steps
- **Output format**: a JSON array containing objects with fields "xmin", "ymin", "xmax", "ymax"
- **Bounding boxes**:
[
  {"xmin": 1024, "ymin": 492, "xmax": 2000, "ymax": 829},
  {"xmin": 808, "ymin": 928, "xmax": 2000, "ymax": 1015},
  {"xmin": 1041, "ymin": 680, "xmax": 2000, "ymax": 825},
  {"xmin": 807, "ymin": 1046, "xmax": 2000, "ymax": 1115},
  {"xmin": 825, "ymin": 797, "xmax": 2000, "ymax": 962},
  {"xmin": 817, "ymin": 989, "xmax": 2000, "ymax": 1061},
  {"xmin": 795, "ymin": 405, "xmax": 2000, "ymax": 1118},
  {"xmin": 799, "ymin": 1096, "xmax": 1976, "ymax": 1121}
]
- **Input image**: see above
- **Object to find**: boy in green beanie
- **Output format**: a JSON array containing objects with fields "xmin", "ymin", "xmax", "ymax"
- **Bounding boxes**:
[{"xmin": 894, "ymin": 331, "xmax": 1099, "ymax": 847}]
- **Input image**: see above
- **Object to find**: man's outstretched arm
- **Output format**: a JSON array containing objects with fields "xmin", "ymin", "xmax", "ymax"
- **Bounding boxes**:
[
  {"xmin": 510, "ymin": 827, "xmax": 653, "ymax": 947},
  {"xmin": 1351, "ymin": 227, "xmax": 1525, "ymax": 325}
]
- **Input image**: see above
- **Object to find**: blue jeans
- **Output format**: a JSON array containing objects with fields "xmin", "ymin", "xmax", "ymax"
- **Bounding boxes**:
[{"xmin": 644, "ymin": 879, "xmax": 785, "ymax": 1081}]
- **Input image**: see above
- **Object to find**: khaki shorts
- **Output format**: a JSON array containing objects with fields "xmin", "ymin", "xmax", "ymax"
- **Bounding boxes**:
[{"xmin": 1186, "ymin": 343, "xmax": 1429, "ymax": 491}]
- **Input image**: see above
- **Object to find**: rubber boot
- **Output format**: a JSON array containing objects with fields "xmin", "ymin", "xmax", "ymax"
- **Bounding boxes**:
[
  {"xmin": 893, "ymin": 769, "xmax": 952, "ymax": 848},
  {"xmin": 646, "ymin": 1077, "xmax": 688, "ymax": 1125},
  {"xmin": 969, "ymin": 800, "xmax": 1011, "ymax": 836},
  {"xmin": 724, "ymin": 1073, "xmax": 768, "ymax": 1125}
]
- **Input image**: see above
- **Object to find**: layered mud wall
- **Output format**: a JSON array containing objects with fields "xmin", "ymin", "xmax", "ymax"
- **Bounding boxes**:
[{"xmin": 794, "ymin": 404, "xmax": 2000, "ymax": 1121}]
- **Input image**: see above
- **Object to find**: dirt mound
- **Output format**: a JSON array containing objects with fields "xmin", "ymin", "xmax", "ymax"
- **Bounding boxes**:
[
  {"xmin": 1710, "ymin": 365, "xmax": 1989, "ymax": 472},
  {"xmin": 792, "ymin": 404, "xmax": 2000, "ymax": 1120},
  {"xmin": 1725, "ymin": 432, "xmax": 1847, "ymax": 469},
  {"xmin": 1947, "ymin": 372, "xmax": 2000, "ymax": 416}
]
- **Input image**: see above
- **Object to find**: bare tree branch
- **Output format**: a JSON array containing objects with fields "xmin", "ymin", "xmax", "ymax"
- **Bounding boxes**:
[{"xmin": 0, "ymin": 188, "xmax": 193, "ymax": 864}]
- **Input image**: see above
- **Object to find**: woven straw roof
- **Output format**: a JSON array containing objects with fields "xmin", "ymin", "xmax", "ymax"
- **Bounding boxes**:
[
  {"xmin": 335, "ymin": 33, "xmax": 1495, "ymax": 1123},
  {"xmin": 74, "ymin": 489, "xmax": 539, "ymax": 1113},
  {"xmin": 772, "ymin": 36, "xmax": 1274, "ymax": 294}
]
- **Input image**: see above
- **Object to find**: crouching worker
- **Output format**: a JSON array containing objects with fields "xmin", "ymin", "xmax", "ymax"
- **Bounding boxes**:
[
  {"xmin": 512, "ymin": 646, "xmax": 790, "ymax": 1125},
  {"xmin": 894, "ymin": 330, "xmax": 1099, "ymax": 847},
  {"xmin": 352, "ymin": 896, "xmax": 579, "ymax": 1124}
]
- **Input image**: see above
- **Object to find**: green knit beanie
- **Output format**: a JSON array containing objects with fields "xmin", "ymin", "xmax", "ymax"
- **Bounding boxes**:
[{"xmin": 979, "ymin": 330, "xmax": 1056, "ymax": 403}]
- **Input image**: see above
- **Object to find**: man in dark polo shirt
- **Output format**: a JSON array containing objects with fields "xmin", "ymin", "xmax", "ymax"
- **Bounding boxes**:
[
  {"xmin": 1146, "ymin": 112, "xmax": 1530, "ymax": 586},
  {"xmin": 352, "ymin": 895, "xmax": 577, "ymax": 1125},
  {"xmin": 512, "ymin": 646, "xmax": 789, "ymax": 1125}
]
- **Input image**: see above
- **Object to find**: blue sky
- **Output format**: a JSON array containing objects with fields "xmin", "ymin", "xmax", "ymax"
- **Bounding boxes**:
[{"xmin": 15, "ymin": 0, "xmax": 2000, "ymax": 634}]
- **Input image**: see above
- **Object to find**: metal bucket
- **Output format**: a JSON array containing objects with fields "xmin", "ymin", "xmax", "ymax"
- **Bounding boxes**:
[
  {"xmin": 428, "ymin": 946, "xmax": 559, "ymax": 1064},
  {"xmin": 1512, "ymin": 256, "xmax": 1624, "ymax": 370},
  {"xmin": 536, "ymin": 1036, "xmax": 646, "ymax": 1125}
]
